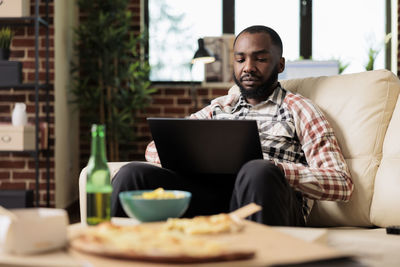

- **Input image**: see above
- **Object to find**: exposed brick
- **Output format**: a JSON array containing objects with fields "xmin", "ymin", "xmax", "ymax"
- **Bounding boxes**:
[
  {"xmin": 177, "ymin": 98, "xmax": 192, "ymax": 105},
  {"xmin": 13, "ymin": 28, "xmax": 26, "ymax": 36},
  {"xmin": 212, "ymin": 88, "xmax": 229, "ymax": 96},
  {"xmin": 28, "ymin": 181, "xmax": 55, "ymax": 190},
  {"xmin": 197, "ymin": 88, "xmax": 209, "ymax": 96},
  {"xmin": 42, "ymin": 105, "xmax": 54, "ymax": 113},
  {"xmin": 144, "ymin": 107, "xmax": 161, "ymax": 114},
  {"xmin": 10, "ymin": 50, "xmax": 25, "ymax": 58},
  {"xmin": 26, "ymin": 104, "xmax": 35, "ymax": 113},
  {"xmin": 0, "ymin": 105, "xmax": 10, "ymax": 113},
  {"xmin": 0, "ymin": 161, "xmax": 25, "ymax": 169},
  {"xmin": 0, "ymin": 95, "xmax": 26, "ymax": 103},
  {"xmin": 28, "ymin": 160, "xmax": 54, "ymax": 169},
  {"xmin": 41, "ymin": 61, "xmax": 54, "ymax": 69},
  {"xmin": 139, "ymin": 125, "xmax": 150, "ymax": 133},
  {"xmin": 23, "ymin": 61, "xmax": 36, "ymax": 69},
  {"xmin": 41, "ymin": 38, "xmax": 54, "ymax": 47},
  {"xmin": 151, "ymin": 89, "xmax": 163, "ymax": 96},
  {"xmin": 39, "ymin": 191, "xmax": 54, "ymax": 203},
  {"xmin": 27, "ymin": 93, "xmax": 54, "ymax": 102},
  {"xmin": 152, "ymin": 98, "xmax": 174, "ymax": 105},
  {"xmin": 27, "ymin": 27, "xmax": 55, "ymax": 36},
  {"xmin": 27, "ymin": 72, "xmax": 55, "ymax": 82},
  {"xmin": 199, "ymin": 98, "xmax": 211, "ymax": 107},
  {"xmin": 0, "ymin": 181, "xmax": 27, "ymax": 190},
  {"xmin": 13, "ymin": 171, "xmax": 36, "ymax": 180},
  {"xmin": 0, "ymin": 117, "xmax": 11, "ymax": 123},
  {"xmin": 135, "ymin": 116, "xmax": 147, "ymax": 123},
  {"xmin": 40, "ymin": 171, "xmax": 54, "ymax": 181},
  {"xmin": 164, "ymin": 107, "xmax": 185, "ymax": 114},
  {"xmin": 39, "ymin": 5, "xmax": 54, "ymax": 15},
  {"xmin": 27, "ymin": 50, "xmax": 54, "ymax": 58},
  {"xmin": 165, "ymin": 89, "xmax": 185, "ymax": 95},
  {"xmin": 7, "ymin": 152, "xmax": 31, "ymax": 158},
  {"xmin": 0, "ymin": 172, "xmax": 10, "ymax": 179},
  {"xmin": 13, "ymin": 38, "xmax": 35, "ymax": 47}
]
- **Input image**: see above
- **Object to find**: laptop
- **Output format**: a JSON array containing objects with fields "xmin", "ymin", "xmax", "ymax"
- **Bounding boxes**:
[{"xmin": 147, "ymin": 118, "xmax": 263, "ymax": 174}]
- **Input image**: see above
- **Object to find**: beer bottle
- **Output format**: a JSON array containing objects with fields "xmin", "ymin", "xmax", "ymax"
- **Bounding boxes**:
[{"xmin": 86, "ymin": 124, "xmax": 112, "ymax": 225}]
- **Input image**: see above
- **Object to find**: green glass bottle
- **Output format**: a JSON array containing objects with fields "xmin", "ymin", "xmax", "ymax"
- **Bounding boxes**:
[{"xmin": 86, "ymin": 124, "xmax": 112, "ymax": 225}]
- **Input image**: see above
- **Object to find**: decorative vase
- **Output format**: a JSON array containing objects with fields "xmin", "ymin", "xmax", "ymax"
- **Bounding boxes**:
[
  {"xmin": 12, "ymin": 103, "xmax": 27, "ymax": 126},
  {"xmin": 0, "ymin": 48, "xmax": 10, "ymax": 60}
]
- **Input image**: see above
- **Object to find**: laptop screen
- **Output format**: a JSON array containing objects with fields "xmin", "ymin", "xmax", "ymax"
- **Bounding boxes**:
[{"xmin": 147, "ymin": 118, "xmax": 263, "ymax": 174}]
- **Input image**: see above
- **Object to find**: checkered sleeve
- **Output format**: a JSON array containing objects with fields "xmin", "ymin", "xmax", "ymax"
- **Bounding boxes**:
[
  {"xmin": 190, "ymin": 94, "xmax": 239, "ymax": 119},
  {"xmin": 145, "ymin": 141, "xmax": 161, "ymax": 164},
  {"xmin": 276, "ymin": 94, "xmax": 354, "ymax": 201}
]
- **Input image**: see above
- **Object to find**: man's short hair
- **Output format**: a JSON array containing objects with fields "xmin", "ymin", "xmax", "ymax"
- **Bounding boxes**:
[{"xmin": 234, "ymin": 25, "xmax": 283, "ymax": 57}]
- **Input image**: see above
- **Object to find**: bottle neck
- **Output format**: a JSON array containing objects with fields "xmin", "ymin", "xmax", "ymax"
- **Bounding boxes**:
[{"xmin": 90, "ymin": 125, "xmax": 108, "ymax": 163}]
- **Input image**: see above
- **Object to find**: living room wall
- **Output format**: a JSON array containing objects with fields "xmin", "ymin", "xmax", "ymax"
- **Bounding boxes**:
[
  {"xmin": 0, "ymin": 0, "xmax": 55, "ymax": 206},
  {"xmin": 1, "ymin": 0, "xmax": 400, "ymax": 208}
]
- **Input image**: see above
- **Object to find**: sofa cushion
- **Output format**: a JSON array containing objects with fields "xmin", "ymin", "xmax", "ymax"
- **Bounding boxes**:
[
  {"xmin": 230, "ymin": 69, "xmax": 400, "ymax": 227},
  {"xmin": 371, "ymin": 95, "xmax": 400, "ymax": 227}
]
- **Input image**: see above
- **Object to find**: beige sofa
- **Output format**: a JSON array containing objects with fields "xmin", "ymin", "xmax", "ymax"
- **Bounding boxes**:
[{"xmin": 79, "ymin": 69, "xmax": 400, "ymax": 266}]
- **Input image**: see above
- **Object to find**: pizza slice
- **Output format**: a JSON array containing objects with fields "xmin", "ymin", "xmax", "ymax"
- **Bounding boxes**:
[
  {"xmin": 164, "ymin": 203, "xmax": 262, "ymax": 235},
  {"xmin": 164, "ymin": 213, "xmax": 245, "ymax": 235}
]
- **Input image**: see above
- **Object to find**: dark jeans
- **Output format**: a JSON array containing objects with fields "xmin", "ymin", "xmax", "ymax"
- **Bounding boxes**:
[{"xmin": 111, "ymin": 159, "xmax": 305, "ymax": 226}]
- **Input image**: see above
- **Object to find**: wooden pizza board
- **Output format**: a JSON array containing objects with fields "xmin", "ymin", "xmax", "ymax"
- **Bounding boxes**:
[{"xmin": 68, "ymin": 220, "xmax": 350, "ymax": 267}]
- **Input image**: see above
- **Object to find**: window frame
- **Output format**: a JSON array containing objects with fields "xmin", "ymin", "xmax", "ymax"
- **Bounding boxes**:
[{"xmin": 144, "ymin": 0, "xmax": 392, "ymax": 83}]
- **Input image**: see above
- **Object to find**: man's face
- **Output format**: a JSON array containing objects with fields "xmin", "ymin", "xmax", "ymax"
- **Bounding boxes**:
[{"xmin": 233, "ymin": 32, "xmax": 285, "ymax": 99}]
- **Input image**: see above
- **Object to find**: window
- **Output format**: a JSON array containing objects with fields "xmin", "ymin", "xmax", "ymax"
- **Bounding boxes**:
[
  {"xmin": 235, "ymin": 0, "xmax": 300, "ymax": 61},
  {"xmin": 148, "ymin": 0, "xmax": 222, "ymax": 82},
  {"xmin": 313, "ymin": 0, "xmax": 386, "ymax": 73},
  {"xmin": 146, "ymin": 0, "xmax": 394, "ymax": 82}
]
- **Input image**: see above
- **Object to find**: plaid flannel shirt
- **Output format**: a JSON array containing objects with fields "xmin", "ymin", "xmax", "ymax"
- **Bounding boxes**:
[{"xmin": 145, "ymin": 85, "xmax": 354, "ymax": 219}]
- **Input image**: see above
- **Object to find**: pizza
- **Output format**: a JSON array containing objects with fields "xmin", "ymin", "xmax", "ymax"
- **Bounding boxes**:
[
  {"xmin": 70, "ymin": 221, "xmax": 255, "ymax": 263},
  {"xmin": 164, "ymin": 213, "xmax": 244, "ymax": 235}
]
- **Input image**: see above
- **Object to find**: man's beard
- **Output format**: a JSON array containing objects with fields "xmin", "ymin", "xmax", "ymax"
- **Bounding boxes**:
[{"xmin": 233, "ymin": 67, "xmax": 279, "ymax": 101}]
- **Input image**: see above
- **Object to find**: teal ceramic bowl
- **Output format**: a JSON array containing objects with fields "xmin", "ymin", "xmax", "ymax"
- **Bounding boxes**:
[{"xmin": 119, "ymin": 190, "xmax": 191, "ymax": 222}]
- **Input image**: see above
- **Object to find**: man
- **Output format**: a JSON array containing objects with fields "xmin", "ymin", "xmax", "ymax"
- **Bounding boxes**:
[{"xmin": 111, "ymin": 25, "xmax": 354, "ymax": 226}]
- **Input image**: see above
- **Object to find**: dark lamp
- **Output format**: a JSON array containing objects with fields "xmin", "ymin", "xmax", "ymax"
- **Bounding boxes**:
[{"xmin": 192, "ymin": 38, "xmax": 215, "ymax": 64}]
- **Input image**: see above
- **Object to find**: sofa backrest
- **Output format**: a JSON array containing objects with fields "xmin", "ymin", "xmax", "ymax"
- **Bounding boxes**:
[{"xmin": 230, "ymin": 69, "xmax": 400, "ymax": 227}]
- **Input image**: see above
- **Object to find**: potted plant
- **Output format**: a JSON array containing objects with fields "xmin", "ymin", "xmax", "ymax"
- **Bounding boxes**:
[
  {"xmin": 71, "ymin": 0, "xmax": 155, "ymax": 161},
  {"xmin": 365, "ymin": 47, "xmax": 380, "ymax": 71},
  {"xmin": 0, "ymin": 27, "xmax": 14, "ymax": 60}
]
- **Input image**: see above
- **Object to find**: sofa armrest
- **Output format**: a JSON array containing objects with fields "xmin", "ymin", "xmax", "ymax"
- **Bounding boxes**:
[{"xmin": 79, "ymin": 162, "xmax": 131, "ymax": 224}]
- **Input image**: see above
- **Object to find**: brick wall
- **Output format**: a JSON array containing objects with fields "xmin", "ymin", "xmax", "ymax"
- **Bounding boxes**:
[{"xmin": 0, "ymin": 0, "xmax": 55, "ymax": 206}]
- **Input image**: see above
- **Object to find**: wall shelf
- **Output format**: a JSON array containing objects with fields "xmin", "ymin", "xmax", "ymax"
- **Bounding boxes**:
[
  {"xmin": 0, "ymin": 16, "xmax": 48, "ymax": 27},
  {"xmin": 0, "ymin": 83, "xmax": 49, "ymax": 90},
  {"xmin": 0, "ymin": 0, "xmax": 50, "ymax": 207}
]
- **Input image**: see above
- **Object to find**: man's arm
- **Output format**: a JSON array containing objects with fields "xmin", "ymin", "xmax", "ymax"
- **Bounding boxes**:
[
  {"xmin": 190, "ymin": 94, "xmax": 238, "ymax": 119},
  {"xmin": 275, "ymin": 94, "xmax": 354, "ymax": 202}
]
